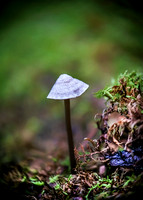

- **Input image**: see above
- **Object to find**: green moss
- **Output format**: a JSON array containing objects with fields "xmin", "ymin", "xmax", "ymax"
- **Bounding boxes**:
[{"xmin": 95, "ymin": 71, "xmax": 143, "ymax": 102}]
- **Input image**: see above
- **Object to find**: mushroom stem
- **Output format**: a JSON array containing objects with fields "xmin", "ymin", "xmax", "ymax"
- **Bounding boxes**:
[{"xmin": 64, "ymin": 99, "xmax": 76, "ymax": 173}]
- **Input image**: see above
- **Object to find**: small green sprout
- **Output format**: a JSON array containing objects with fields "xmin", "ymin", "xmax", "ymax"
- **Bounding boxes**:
[
  {"xmin": 31, "ymin": 181, "xmax": 44, "ymax": 186},
  {"xmin": 54, "ymin": 183, "xmax": 61, "ymax": 190},
  {"xmin": 49, "ymin": 175, "xmax": 60, "ymax": 184},
  {"xmin": 29, "ymin": 177, "xmax": 44, "ymax": 186},
  {"xmin": 51, "ymin": 157, "xmax": 58, "ymax": 162},
  {"xmin": 123, "ymin": 174, "xmax": 136, "ymax": 188},
  {"xmin": 85, "ymin": 175, "xmax": 112, "ymax": 199},
  {"xmin": 85, "ymin": 183, "xmax": 100, "ymax": 200},
  {"xmin": 21, "ymin": 175, "xmax": 27, "ymax": 182},
  {"xmin": 67, "ymin": 174, "xmax": 73, "ymax": 182},
  {"xmin": 48, "ymin": 175, "xmax": 68, "ymax": 196},
  {"xmin": 41, "ymin": 189, "xmax": 45, "ymax": 195}
]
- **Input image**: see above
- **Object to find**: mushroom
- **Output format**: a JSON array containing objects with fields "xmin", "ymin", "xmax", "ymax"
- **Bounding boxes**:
[{"xmin": 47, "ymin": 74, "xmax": 89, "ymax": 173}]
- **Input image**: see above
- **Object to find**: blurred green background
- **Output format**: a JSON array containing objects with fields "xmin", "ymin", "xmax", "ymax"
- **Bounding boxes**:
[{"xmin": 0, "ymin": 0, "xmax": 143, "ymax": 163}]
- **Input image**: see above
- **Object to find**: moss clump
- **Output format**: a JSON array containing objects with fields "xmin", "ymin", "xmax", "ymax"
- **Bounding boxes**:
[
  {"xmin": 95, "ymin": 71, "xmax": 143, "ymax": 113},
  {"xmin": 74, "ymin": 71, "xmax": 143, "ymax": 199}
]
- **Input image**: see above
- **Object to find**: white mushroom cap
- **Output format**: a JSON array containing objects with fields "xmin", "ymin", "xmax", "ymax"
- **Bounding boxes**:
[{"xmin": 47, "ymin": 74, "xmax": 89, "ymax": 100}]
